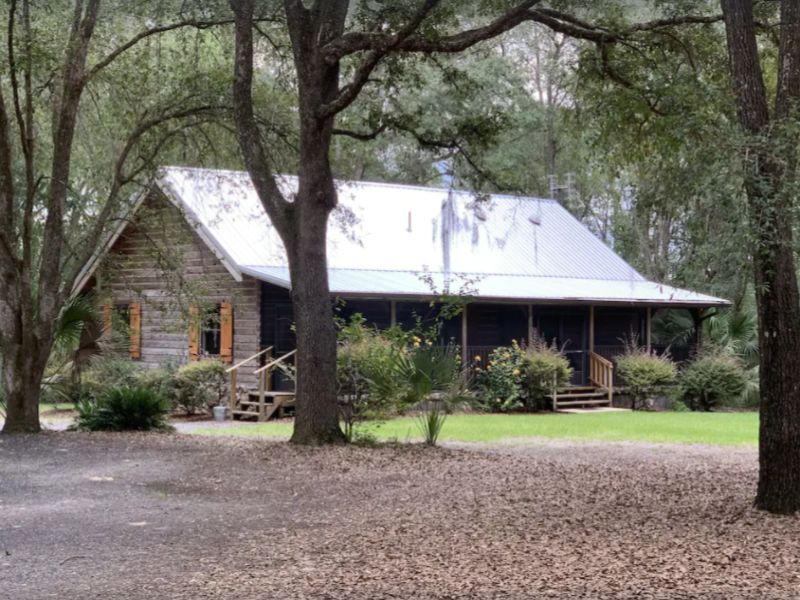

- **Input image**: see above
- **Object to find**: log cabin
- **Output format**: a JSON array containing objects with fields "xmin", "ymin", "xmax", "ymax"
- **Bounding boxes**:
[{"xmin": 74, "ymin": 166, "xmax": 728, "ymax": 416}]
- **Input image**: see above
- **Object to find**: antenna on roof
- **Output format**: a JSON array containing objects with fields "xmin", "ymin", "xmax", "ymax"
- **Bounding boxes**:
[{"xmin": 548, "ymin": 173, "xmax": 575, "ymax": 204}]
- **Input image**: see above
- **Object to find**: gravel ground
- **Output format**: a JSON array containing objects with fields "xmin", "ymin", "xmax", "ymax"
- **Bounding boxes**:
[{"xmin": 1, "ymin": 433, "xmax": 799, "ymax": 599}]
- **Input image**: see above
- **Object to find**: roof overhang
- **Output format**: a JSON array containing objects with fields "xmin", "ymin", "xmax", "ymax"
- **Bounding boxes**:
[{"xmin": 239, "ymin": 265, "xmax": 731, "ymax": 309}]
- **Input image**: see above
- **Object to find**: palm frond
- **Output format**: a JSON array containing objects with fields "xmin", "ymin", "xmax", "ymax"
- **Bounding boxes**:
[{"xmin": 54, "ymin": 295, "xmax": 100, "ymax": 354}]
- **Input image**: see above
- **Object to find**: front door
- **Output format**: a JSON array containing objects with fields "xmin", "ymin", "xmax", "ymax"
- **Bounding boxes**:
[{"xmin": 535, "ymin": 310, "xmax": 587, "ymax": 385}]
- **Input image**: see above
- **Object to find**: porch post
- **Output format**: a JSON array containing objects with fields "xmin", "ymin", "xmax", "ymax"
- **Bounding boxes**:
[
  {"xmin": 527, "ymin": 304, "xmax": 534, "ymax": 345},
  {"xmin": 390, "ymin": 300, "xmax": 397, "ymax": 327},
  {"xmin": 645, "ymin": 307, "xmax": 652, "ymax": 352},
  {"xmin": 588, "ymin": 305, "xmax": 595, "ymax": 354},
  {"xmin": 461, "ymin": 304, "xmax": 468, "ymax": 364}
]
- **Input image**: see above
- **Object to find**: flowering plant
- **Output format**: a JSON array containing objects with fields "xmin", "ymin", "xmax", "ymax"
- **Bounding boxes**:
[{"xmin": 472, "ymin": 341, "xmax": 527, "ymax": 412}]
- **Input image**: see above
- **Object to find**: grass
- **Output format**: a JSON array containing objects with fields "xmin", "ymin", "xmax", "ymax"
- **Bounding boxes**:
[{"xmin": 189, "ymin": 411, "xmax": 759, "ymax": 446}]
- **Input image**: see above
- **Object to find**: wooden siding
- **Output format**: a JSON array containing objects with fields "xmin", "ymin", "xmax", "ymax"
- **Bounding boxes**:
[{"xmin": 99, "ymin": 192, "xmax": 261, "ymax": 387}]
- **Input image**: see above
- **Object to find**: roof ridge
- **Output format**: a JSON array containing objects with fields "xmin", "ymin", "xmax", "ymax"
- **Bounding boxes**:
[{"xmin": 158, "ymin": 165, "xmax": 556, "ymax": 204}]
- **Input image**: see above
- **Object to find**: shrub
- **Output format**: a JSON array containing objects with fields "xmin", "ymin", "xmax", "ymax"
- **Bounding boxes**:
[
  {"xmin": 80, "ymin": 357, "xmax": 142, "ymax": 402},
  {"xmin": 173, "ymin": 360, "xmax": 228, "ymax": 415},
  {"xmin": 74, "ymin": 386, "xmax": 172, "ymax": 432},
  {"xmin": 137, "ymin": 362, "xmax": 179, "ymax": 402},
  {"xmin": 337, "ymin": 327, "xmax": 405, "ymax": 441},
  {"xmin": 678, "ymin": 353, "xmax": 747, "ymax": 411},
  {"xmin": 521, "ymin": 339, "xmax": 573, "ymax": 410},
  {"xmin": 616, "ymin": 349, "xmax": 677, "ymax": 410},
  {"xmin": 473, "ymin": 339, "xmax": 572, "ymax": 412},
  {"xmin": 472, "ymin": 343, "xmax": 526, "ymax": 412}
]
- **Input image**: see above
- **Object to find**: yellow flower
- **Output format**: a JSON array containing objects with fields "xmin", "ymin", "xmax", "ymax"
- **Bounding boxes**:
[
  {"xmin": 487, "ymin": 365, "xmax": 492, "ymax": 371},
  {"xmin": 474, "ymin": 366, "xmax": 482, "ymax": 372},
  {"xmin": 512, "ymin": 368, "xmax": 521, "ymax": 376},
  {"xmin": 474, "ymin": 355, "xmax": 482, "ymax": 362},
  {"xmin": 426, "ymin": 340, "xmax": 433, "ymax": 346},
  {"xmin": 413, "ymin": 341, "xmax": 420, "ymax": 348},
  {"xmin": 503, "ymin": 352, "xmax": 511, "ymax": 360}
]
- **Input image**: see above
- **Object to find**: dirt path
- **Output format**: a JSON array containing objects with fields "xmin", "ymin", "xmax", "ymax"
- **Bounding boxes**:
[{"xmin": 1, "ymin": 432, "xmax": 798, "ymax": 599}]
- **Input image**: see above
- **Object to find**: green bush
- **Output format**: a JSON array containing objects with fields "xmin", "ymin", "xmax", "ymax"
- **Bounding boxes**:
[
  {"xmin": 521, "ymin": 339, "xmax": 573, "ymax": 410},
  {"xmin": 337, "ymin": 324, "xmax": 406, "ymax": 441},
  {"xmin": 678, "ymin": 353, "xmax": 747, "ymax": 411},
  {"xmin": 137, "ymin": 363, "xmax": 179, "ymax": 404},
  {"xmin": 472, "ymin": 343, "xmax": 526, "ymax": 412},
  {"xmin": 473, "ymin": 340, "xmax": 572, "ymax": 412},
  {"xmin": 616, "ymin": 349, "xmax": 677, "ymax": 410},
  {"xmin": 74, "ymin": 386, "xmax": 172, "ymax": 432},
  {"xmin": 80, "ymin": 357, "xmax": 142, "ymax": 402},
  {"xmin": 173, "ymin": 360, "xmax": 228, "ymax": 415},
  {"xmin": 336, "ymin": 315, "xmax": 466, "ymax": 445}
]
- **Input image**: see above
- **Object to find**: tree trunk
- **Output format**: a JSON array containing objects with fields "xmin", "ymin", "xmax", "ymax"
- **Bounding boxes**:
[
  {"xmin": 749, "ymin": 150, "xmax": 800, "ymax": 512},
  {"xmin": 286, "ymin": 204, "xmax": 343, "ymax": 445},
  {"xmin": 2, "ymin": 339, "xmax": 45, "ymax": 433},
  {"xmin": 722, "ymin": 0, "xmax": 800, "ymax": 513}
]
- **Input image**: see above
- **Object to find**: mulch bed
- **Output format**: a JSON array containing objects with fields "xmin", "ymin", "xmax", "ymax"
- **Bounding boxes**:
[{"xmin": 1, "ymin": 433, "xmax": 798, "ymax": 599}]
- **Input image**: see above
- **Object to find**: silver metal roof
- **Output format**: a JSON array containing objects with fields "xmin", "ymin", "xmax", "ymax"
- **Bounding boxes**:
[{"xmin": 157, "ymin": 166, "xmax": 728, "ymax": 307}]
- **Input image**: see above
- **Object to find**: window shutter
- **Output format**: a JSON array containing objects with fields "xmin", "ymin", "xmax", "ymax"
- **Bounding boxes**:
[
  {"xmin": 220, "ymin": 301, "xmax": 234, "ymax": 364},
  {"xmin": 101, "ymin": 303, "xmax": 112, "ymax": 334},
  {"xmin": 188, "ymin": 305, "xmax": 200, "ymax": 361},
  {"xmin": 129, "ymin": 303, "xmax": 142, "ymax": 360}
]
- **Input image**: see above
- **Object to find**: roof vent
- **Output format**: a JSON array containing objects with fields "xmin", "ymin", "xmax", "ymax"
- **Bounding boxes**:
[
  {"xmin": 473, "ymin": 205, "xmax": 487, "ymax": 221},
  {"xmin": 528, "ymin": 215, "xmax": 541, "ymax": 226},
  {"xmin": 407, "ymin": 211, "xmax": 412, "ymax": 232}
]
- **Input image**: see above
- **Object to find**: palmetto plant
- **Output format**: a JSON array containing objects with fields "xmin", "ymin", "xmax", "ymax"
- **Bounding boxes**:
[
  {"xmin": 703, "ymin": 301, "xmax": 760, "ymax": 407},
  {"xmin": 704, "ymin": 303, "xmax": 759, "ymax": 369},
  {"xmin": 42, "ymin": 295, "xmax": 101, "ymax": 404},
  {"xmin": 53, "ymin": 295, "xmax": 101, "ymax": 358},
  {"xmin": 393, "ymin": 344, "xmax": 468, "ymax": 445}
]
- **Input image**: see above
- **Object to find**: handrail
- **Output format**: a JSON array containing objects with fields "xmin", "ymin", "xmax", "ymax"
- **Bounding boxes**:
[
  {"xmin": 589, "ymin": 351, "xmax": 613, "ymax": 368},
  {"xmin": 225, "ymin": 346, "xmax": 273, "ymax": 373},
  {"xmin": 588, "ymin": 350, "xmax": 614, "ymax": 404},
  {"xmin": 254, "ymin": 349, "xmax": 297, "ymax": 375}
]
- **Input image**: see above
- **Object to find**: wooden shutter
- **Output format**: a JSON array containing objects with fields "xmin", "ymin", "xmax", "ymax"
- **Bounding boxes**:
[
  {"xmin": 220, "ymin": 301, "xmax": 234, "ymax": 364},
  {"xmin": 188, "ymin": 305, "xmax": 200, "ymax": 361},
  {"xmin": 101, "ymin": 303, "xmax": 112, "ymax": 334},
  {"xmin": 129, "ymin": 303, "xmax": 142, "ymax": 360}
]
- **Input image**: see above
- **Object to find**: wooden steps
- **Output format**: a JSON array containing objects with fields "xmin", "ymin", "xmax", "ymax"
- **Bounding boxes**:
[
  {"xmin": 232, "ymin": 390, "xmax": 295, "ymax": 421},
  {"xmin": 547, "ymin": 385, "xmax": 612, "ymax": 411}
]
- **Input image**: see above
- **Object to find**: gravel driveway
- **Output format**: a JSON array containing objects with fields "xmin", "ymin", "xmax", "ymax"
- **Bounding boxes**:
[{"xmin": 1, "ymin": 432, "xmax": 798, "ymax": 599}]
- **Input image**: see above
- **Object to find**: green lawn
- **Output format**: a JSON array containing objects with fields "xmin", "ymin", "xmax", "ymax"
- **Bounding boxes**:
[{"xmin": 190, "ymin": 411, "xmax": 759, "ymax": 446}]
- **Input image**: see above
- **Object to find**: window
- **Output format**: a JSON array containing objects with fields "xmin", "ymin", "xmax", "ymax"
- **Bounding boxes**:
[
  {"xmin": 201, "ymin": 304, "xmax": 222, "ymax": 356},
  {"xmin": 189, "ymin": 301, "xmax": 232, "ymax": 363}
]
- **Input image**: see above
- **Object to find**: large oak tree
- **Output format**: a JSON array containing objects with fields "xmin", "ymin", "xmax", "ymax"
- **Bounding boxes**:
[{"xmin": 229, "ymin": 0, "xmax": 722, "ymax": 444}]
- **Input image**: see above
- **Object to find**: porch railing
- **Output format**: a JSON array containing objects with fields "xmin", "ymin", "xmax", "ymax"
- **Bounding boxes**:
[
  {"xmin": 588, "ymin": 351, "xmax": 614, "ymax": 404},
  {"xmin": 226, "ymin": 346, "xmax": 273, "ymax": 413},
  {"xmin": 252, "ymin": 349, "xmax": 297, "ymax": 420}
]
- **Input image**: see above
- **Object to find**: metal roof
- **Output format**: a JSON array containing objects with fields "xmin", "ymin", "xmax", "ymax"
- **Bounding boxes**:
[{"xmin": 156, "ymin": 166, "xmax": 728, "ymax": 307}]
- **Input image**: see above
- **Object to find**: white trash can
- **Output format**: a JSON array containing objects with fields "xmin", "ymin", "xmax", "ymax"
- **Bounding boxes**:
[{"xmin": 212, "ymin": 405, "xmax": 227, "ymax": 422}]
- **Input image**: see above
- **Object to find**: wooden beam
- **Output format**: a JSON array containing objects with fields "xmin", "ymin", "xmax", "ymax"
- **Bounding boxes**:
[
  {"xmin": 390, "ymin": 300, "xmax": 397, "ymax": 327},
  {"xmin": 589, "ymin": 305, "xmax": 595, "ymax": 354},
  {"xmin": 645, "ymin": 307, "xmax": 652, "ymax": 352},
  {"xmin": 528, "ymin": 304, "xmax": 534, "ymax": 345},
  {"xmin": 461, "ymin": 304, "xmax": 468, "ymax": 363}
]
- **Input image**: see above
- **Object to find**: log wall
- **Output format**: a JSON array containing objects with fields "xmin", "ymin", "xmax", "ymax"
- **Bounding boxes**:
[{"xmin": 98, "ymin": 191, "xmax": 262, "ymax": 388}]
